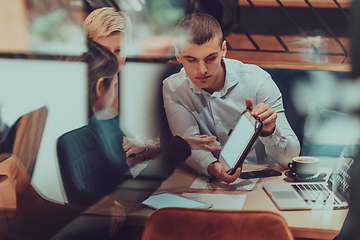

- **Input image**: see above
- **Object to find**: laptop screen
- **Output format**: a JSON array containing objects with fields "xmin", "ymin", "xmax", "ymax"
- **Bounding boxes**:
[{"xmin": 327, "ymin": 156, "xmax": 354, "ymax": 202}]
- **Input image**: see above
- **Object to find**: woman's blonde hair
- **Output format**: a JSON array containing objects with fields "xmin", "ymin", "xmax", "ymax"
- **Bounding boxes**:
[{"xmin": 83, "ymin": 7, "xmax": 132, "ymax": 42}]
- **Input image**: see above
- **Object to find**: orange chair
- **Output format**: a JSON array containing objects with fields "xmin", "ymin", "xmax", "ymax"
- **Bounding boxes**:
[
  {"xmin": 11, "ymin": 106, "xmax": 48, "ymax": 179},
  {"xmin": 141, "ymin": 208, "xmax": 293, "ymax": 240},
  {"xmin": 0, "ymin": 154, "xmax": 84, "ymax": 239}
]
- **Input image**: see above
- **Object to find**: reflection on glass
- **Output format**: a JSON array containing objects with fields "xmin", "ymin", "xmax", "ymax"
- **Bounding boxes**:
[
  {"xmin": 118, "ymin": 0, "xmax": 185, "ymax": 57},
  {"xmin": 290, "ymin": 70, "xmax": 360, "ymax": 157},
  {"xmin": 288, "ymin": 30, "xmax": 329, "ymax": 64},
  {"xmin": 0, "ymin": 58, "xmax": 88, "ymax": 203},
  {"xmin": 0, "ymin": 0, "xmax": 87, "ymax": 55}
]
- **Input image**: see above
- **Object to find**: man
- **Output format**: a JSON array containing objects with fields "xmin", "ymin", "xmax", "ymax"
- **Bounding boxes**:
[{"xmin": 163, "ymin": 13, "xmax": 301, "ymax": 183}]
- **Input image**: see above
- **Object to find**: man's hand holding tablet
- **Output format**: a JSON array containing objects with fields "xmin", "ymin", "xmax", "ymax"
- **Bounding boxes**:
[
  {"xmin": 208, "ymin": 162, "xmax": 242, "ymax": 184},
  {"xmin": 209, "ymin": 100, "xmax": 269, "ymax": 184}
]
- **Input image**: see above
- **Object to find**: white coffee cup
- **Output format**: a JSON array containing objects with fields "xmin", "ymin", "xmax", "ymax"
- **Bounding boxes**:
[{"xmin": 288, "ymin": 156, "xmax": 319, "ymax": 176}]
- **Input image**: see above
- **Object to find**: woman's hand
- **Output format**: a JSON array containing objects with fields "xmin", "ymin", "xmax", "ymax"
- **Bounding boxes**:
[
  {"xmin": 122, "ymin": 137, "xmax": 159, "ymax": 159},
  {"xmin": 182, "ymin": 135, "xmax": 220, "ymax": 152},
  {"xmin": 122, "ymin": 137, "xmax": 146, "ymax": 157}
]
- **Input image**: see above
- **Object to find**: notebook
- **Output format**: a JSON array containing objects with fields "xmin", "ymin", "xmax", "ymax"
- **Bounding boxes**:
[{"xmin": 263, "ymin": 156, "xmax": 353, "ymax": 210}]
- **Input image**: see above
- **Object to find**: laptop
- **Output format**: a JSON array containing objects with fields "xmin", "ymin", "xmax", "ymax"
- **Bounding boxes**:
[{"xmin": 263, "ymin": 156, "xmax": 353, "ymax": 210}]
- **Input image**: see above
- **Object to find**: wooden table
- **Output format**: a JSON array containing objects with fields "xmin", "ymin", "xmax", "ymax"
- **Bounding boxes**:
[{"xmin": 126, "ymin": 157, "xmax": 348, "ymax": 240}]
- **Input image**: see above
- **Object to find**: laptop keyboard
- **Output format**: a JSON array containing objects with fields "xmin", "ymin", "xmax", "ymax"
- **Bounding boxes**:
[{"xmin": 292, "ymin": 183, "xmax": 340, "ymax": 206}]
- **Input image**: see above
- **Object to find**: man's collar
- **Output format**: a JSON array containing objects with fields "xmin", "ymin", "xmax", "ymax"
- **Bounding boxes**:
[
  {"xmin": 187, "ymin": 77, "xmax": 205, "ymax": 94},
  {"xmin": 221, "ymin": 58, "xmax": 240, "ymax": 93}
]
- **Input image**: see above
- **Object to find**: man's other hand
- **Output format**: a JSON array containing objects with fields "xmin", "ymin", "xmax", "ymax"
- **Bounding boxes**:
[
  {"xmin": 182, "ymin": 135, "xmax": 220, "ymax": 152},
  {"xmin": 246, "ymin": 99, "xmax": 277, "ymax": 137}
]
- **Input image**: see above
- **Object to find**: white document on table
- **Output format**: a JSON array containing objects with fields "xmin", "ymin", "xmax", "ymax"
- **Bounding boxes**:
[
  {"xmin": 129, "ymin": 161, "xmax": 149, "ymax": 178},
  {"xmin": 182, "ymin": 193, "xmax": 247, "ymax": 210},
  {"xmin": 190, "ymin": 176, "xmax": 259, "ymax": 191}
]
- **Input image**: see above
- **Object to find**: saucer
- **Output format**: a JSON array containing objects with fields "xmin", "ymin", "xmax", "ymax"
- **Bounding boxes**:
[{"xmin": 284, "ymin": 170, "xmax": 326, "ymax": 182}]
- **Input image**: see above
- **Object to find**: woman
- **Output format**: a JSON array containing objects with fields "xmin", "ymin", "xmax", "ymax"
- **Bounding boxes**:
[
  {"xmin": 54, "ymin": 39, "xmax": 218, "ymax": 239},
  {"xmin": 83, "ymin": 7, "xmax": 129, "ymax": 116},
  {"xmin": 58, "ymin": 39, "xmax": 218, "ymax": 205},
  {"xmin": 83, "ymin": 7, "xmax": 173, "ymax": 160}
]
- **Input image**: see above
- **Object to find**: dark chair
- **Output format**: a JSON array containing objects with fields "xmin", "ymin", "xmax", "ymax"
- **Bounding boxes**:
[{"xmin": 56, "ymin": 116, "xmax": 129, "ymax": 206}]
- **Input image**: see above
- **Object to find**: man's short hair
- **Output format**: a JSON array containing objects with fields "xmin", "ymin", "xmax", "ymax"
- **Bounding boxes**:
[
  {"xmin": 83, "ymin": 7, "xmax": 132, "ymax": 42},
  {"xmin": 176, "ymin": 13, "xmax": 223, "ymax": 47}
]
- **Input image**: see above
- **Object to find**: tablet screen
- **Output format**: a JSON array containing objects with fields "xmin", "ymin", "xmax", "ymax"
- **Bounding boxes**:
[
  {"xmin": 220, "ymin": 114, "xmax": 255, "ymax": 168},
  {"xmin": 142, "ymin": 192, "xmax": 209, "ymax": 209}
]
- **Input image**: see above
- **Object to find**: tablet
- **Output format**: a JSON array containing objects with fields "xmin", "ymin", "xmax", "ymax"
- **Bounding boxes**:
[
  {"xmin": 142, "ymin": 192, "xmax": 212, "ymax": 209},
  {"xmin": 218, "ymin": 108, "xmax": 263, "ymax": 175}
]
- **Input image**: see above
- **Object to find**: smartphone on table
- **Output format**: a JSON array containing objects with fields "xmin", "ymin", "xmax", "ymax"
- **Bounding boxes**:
[{"xmin": 240, "ymin": 169, "xmax": 282, "ymax": 179}]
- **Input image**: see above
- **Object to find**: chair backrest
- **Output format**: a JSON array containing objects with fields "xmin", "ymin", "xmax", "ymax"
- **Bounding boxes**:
[
  {"xmin": 12, "ymin": 106, "xmax": 48, "ymax": 179},
  {"xmin": 141, "ymin": 208, "xmax": 293, "ymax": 240},
  {"xmin": 56, "ymin": 116, "xmax": 128, "ymax": 206}
]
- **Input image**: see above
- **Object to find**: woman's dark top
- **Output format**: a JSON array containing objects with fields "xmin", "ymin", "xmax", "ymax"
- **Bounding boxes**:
[
  {"xmin": 57, "ymin": 115, "xmax": 129, "ymax": 206},
  {"xmin": 57, "ymin": 115, "xmax": 191, "ymax": 207}
]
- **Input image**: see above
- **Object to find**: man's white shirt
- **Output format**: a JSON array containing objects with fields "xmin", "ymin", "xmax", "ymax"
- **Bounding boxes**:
[{"xmin": 163, "ymin": 58, "xmax": 300, "ymax": 176}]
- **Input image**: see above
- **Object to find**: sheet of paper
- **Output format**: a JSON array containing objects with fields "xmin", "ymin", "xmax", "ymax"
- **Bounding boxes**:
[
  {"xmin": 182, "ymin": 193, "xmax": 247, "ymax": 210},
  {"xmin": 129, "ymin": 161, "xmax": 149, "ymax": 178},
  {"xmin": 143, "ymin": 193, "xmax": 209, "ymax": 209},
  {"xmin": 190, "ymin": 176, "xmax": 259, "ymax": 191}
]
